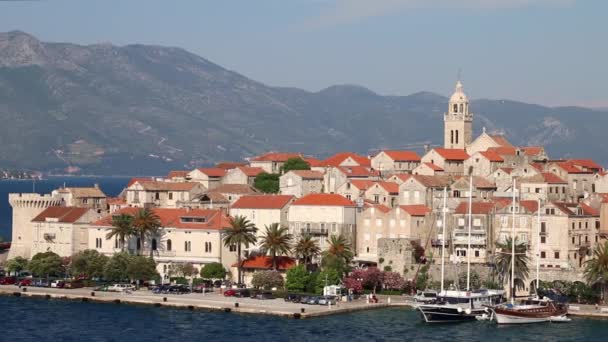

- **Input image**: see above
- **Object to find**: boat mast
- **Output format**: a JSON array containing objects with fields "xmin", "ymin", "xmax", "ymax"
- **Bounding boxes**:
[
  {"xmin": 511, "ymin": 178, "xmax": 516, "ymax": 304},
  {"xmin": 536, "ymin": 198, "xmax": 541, "ymax": 295},
  {"xmin": 467, "ymin": 173, "xmax": 473, "ymax": 291},
  {"xmin": 441, "ymin": 186, "xmax": 447, "ymax": 293}
]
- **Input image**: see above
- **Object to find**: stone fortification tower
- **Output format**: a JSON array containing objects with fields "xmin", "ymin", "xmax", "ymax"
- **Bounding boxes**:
[{"xmin": 7, "ymin": 193, "xmax": 62, "ymax": 259}]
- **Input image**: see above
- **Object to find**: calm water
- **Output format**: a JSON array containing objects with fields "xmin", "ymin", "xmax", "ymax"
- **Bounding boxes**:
[
  {"xmin": 0, "ymin": 176, "xmax": 131, "ymax": 239},
  {"xmin": 1, "ymin": 296, "xmax": 607, "ymax": 341}
]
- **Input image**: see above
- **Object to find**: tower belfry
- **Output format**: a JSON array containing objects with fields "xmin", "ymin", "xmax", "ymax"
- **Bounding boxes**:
[{"xmin": 444, "ymin": 80, "xmax": 473, "ymax": 149}]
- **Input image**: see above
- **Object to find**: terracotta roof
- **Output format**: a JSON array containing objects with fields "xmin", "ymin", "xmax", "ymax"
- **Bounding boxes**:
[
  {"xmin": 496, "ymin": 168, "xmax": 514, "ymax": 175},
  {"xmin": 94, "ymin": 207, "xmax": 231, "ymax": 230},
  {"xmin": 487, "ymin": 146, "xmax": 517, "ymax": 156},
  {"xmin": 32, "ymin": 207, "xmax": 91, "ymax": 223},
  {"xmin": 530, "ymin": 163, "xmax": 545, "ymax": 171},
  {"xmin": 521, "ymin": 173, "xmax": 567, "ymax": 184},
  {"xmin": 134, "ymin": 181, "xmax": 201, "ymax": 191},
  {"xmin": 57, "ymin": 187, "xmax": 106, "ymax": 198},
  {"xmin": 290, "ymin": 170, "xmax": 324, "ymax": 179},
  {"xmin": 489, "ymin": 135, "xmax": 513, "ymax": 147},
  {"xmin": 521, "ymin": 146, "xmax": 543, "ymax": 156},
  {"xmin": 389, "ymin": 174, "xmax": 412, "ymax": 183},
  {"xmin": 569, "ymin": 159, "xmax": 603, "ymax": 171},
  {"xmin": 252, "ymin": 152, "xmax": 302, "ymax": 162},
  {"xmin": 231, "ymin": 195, "xmax": 294, "ymax": 209},
  {"xmin": 410, "ymin": 175, "xmax": 452, "ymax": 188},
  {"xmin": 322, "ymin": 152, "xmax": 371, "ymax": 167},
  {"xmin": 167, "ymin": 170, "xmax": 189, "ymax": 179},
  {"xmin": 380, "ymin": 150, "xmax": 421, "ymax": 162},
  {"xmin": 198, "ymin": 192, "xmax": 229, "ymax": 203},
  {"xmin": 195, "ymin": 168, "xmax": 227, "ymax": 177},
  {"xmin": 478, "ymin": 151, "xmax": 504, "ymax": 162},
  {"xmin": 433, "ymin": 148, "xmax": 469, "ymax": 161},
  {"xmin": 554, "ymin": 162, "xmax": 591, "ymax": 174},
  {"xmin": 452, "ymin": 176, "xmax": 496, "ymax": 189},
  {"xmin": 399, "ymin": 205, "xmax": 431, "ymax": 216},
  {"xmin": 519, "ymin": 200, "xmax": 540, "ymax": 213},
  {"xmin": 349, "ymin": 180, "xmax": 376, "ymax": 191},
  {"xmin": 303, "ymin": 157, "xmax": 322, "ymax": 167},
  {"xmin": 236, "ymin": 256, "xmax": 296, "ymax": 271},
  {"xmin": 337, "ymin": 166, "xmax": 379, "ymax": 178},
  {"xmin": 370, "ymin": 203, "xmax": 391, "ymax": 213},
  {"xmin": 581, "ymin": 203, "xmax": 600, "ymax": 216},
  {"xmin": 550, "ymin": 202, "xmax": 598, "ymax": 217},
  {"xmin": 454, "ymin": 202, "xmax": 499, "ymax": 215},
  {"xmin": 106, "ymin": 197, "xmax": 126, "ymax": 205},
  {"xmin": 292, "ymin": 193, "xmax": 355, "ymax": 207},
  {"xmin": 127, "ymin": 177, "xmax": 155, "ymax": 187},
  {"xmin": 422, "ymin": 163, "xmax": 443, "ymax": 171},
  {"xmin": 236, "ymin": 166, "xmax": 265, "ymax": 177},
  {"xmin": 215, "ymin": 162, "xmax": 247, "ymax": 170},
  {"xmin": 374, "ymin": 181, "xmax": 399, "ymax": 194},
  {"xmin": 210, "ymin": 184, "xmax": 258, "ymax": 194}
]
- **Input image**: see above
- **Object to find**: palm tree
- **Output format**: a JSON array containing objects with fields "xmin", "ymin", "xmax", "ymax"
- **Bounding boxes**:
[
  {"xmin": 259, "ymin": 223, "xmax": 293, "ymax": 270},
  {"xmin": 293, "ymin": 233, "xmax": 321, "ymax": 267},
  {"xmin": 494, "ymin": 237, "xmax": 529, "ymax": 297},
  {"xmin": 106, "ymin": 214, "xmax": 134, "ymax": 252},
  {"xmin": 324, "ymin": 234, "xmax": 354, "ymax": 264},
  {"xmin": 222, "ymin": 215, "xmax": 257, "ymax": 285},
  {"xmin": 584, "ymin": 241, "xmax": 608, "ymax": 303},
  {"xmin": 132, "ymin": 208, "xmax": 161, "ymax": 256}
]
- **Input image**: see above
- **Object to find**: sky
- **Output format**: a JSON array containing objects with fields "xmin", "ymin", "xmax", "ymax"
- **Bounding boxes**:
[{"xmin": 0, "ymin": 0, "xmax": 606, "ymax": 107}]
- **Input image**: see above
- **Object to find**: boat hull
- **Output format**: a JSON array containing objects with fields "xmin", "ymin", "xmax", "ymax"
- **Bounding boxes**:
[
  {"xmin": 491, "ymin": 305, "xmax": 568, "ymax": 324},
  {"xmin": 417, "ymin": 306, "xmax": 485, "ymax": 323},
  {"xmin": 494, "ymin": 312, "xmax": 552, "ymax": 324}
]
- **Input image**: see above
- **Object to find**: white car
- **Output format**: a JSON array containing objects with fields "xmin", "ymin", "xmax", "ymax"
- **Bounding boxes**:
[{"xmin": 108, "ymin": 284, "xmax": 136, "ymax": 292}]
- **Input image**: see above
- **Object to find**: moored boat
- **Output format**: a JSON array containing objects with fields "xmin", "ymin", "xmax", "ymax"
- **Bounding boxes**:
[
  {"xmin": 491, "ymin": 297, "xmax": 568, "ymax": 324},
  {"xmin": 417, "ymin": 289, "xmax": 505, "ymax": 323}
]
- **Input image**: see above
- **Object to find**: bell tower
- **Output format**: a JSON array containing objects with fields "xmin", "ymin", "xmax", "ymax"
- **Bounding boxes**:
[{"xmin": 444, "ymin": 80, "xmax": 473, "ymax": 149}]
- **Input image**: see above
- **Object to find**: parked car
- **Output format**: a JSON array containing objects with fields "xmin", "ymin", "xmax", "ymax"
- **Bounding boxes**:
[
  {"xmin": 64, "ymin": 280, "xmax": 84, "ymax": 289},
  {"xmin": 284, "ymin": 293, "xmax": 301, "ymax": 302},
  {"xmin": 108, "ymin": 284, "xmax": 135, "ymax": 292},
  {"xmin": 318, "ymin": 296, "xmax": 337, "ymax": 305},
  {"xmin": 223, "ymin": 289, "xmax": 237, "ymax": 297},
  {"xmin": 193, "ymin": 284, "xmax": 213, "ymax": 293},
  {"xmin": 51, "ymin": 280, "xmax": 65, "ymax": 288},
  {"xmin": 168, "ymin": 285, "xmax": 190, "ymax": 294},
  {"xmin": 0, "ymin": 277, "xmax": 17, "ymax": 285},
  {"xmin": 299, "ymin": 295, "xmax": 311, "ymax": 304},
  {"xmin": 17, "ymin": 278, "xmax": 32, "ymax": 287},
  {"xmin": 213, "ymin": 280, "xmax": 223, "ymax": 288},
  {"xmin": 94, "ymin": 284, "xmax": 110, "ymax": 292},
  {"xmin": 254, "ymin": 291, "xmax": 275, "ymax": 300},
  {"xmin": 235, "ymin": 289, "xmax": 251, "ymax": 298},
  {"xmin": 307, "ymin": 296, "xmax": 320, "ymax": 305},
  {"xmin": 32, "ymin": 279, "xmax": 51, "ymax": 287}
]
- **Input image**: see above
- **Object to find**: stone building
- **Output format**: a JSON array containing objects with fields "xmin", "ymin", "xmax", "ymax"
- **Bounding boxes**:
[
  {"xmin": 363, "ymin": 181, "xmax": 400, "ymax": 208},
  {"xmin": 222, "ymin": 166, "xmax": 264, "ymax": 185},
  {"xmin": 187, "ymin": 168, "xmax": 227, "ymax": 190},
  {"xmin": 377, "ymin": 238, "xmax": 419, "ymax": 276},
  {"xmin": 336, "ymin": 179, "xmax": 375, "ymax": 202},
  {"xmin": 125, "ymin": 181, "xmax": 205, "ymax": 208},
  {"xmin": 412, "ymin": 162, "xmax": 444, "ymax": 176},
  {"xmin": 52, "ymin": 185, "xmax": 107, "ymax": 211},
  {"xmin": 399, "ymin": 175, "xmax": 452, "ymax": 209},
  {"xmin": 279, "ymin": 170, "xmax": 324, "ymax": 198},
  {"xmin": 371, "ymin": 150, "xmax": 421, "ymax": 175},
  {"xmin": 547, "ymin": 161, "xmax": 595, "ymax": 201},
  {"xmin": 249, "ymin": 152, "xmax": 303, "ymax": 174},
  {"xmin": 464, "ymin": 150, "xmax": 504, "ymax": 177},
  {"xmin": 519, "ymin": 173, "xmax": 568, "ymax": 202},
  {"xmin": 323, "ymin": 166, "xmax": 380, "ymax": 194},
  {"xmin": 421, "ymin": 148, "xmax": 469, "ymax": 175},
  {"xmin": 443, "ymin": 80, "xmax": 473, "ymax": 150}
]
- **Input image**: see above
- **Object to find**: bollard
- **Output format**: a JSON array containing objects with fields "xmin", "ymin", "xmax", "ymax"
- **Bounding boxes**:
[
  {"xmin": 293, "ymin": 313, "xmax": 302, "ymax": 319},
  {"xmin": 91, "ymin": 292, "xmax": 95, "ymax": 297},
  {"xmin": 224, "ymin": 308, "xmax": 232, "ymax": 313},
  {"xmin": 163, "ymin": 297, "xmax": 167, "ymax": 302},
  {"xmin": 154, "ymin": 303, "xmax": 161, "ymax": 307},
  {"xmin": 235, "ymin": 302, "xmax": 239, "ymax": 308},
  {"xmin": 301, "ymin": 308, "xmax": 305, "ymax": 313},
  {"xmin": 45, "ymin": 294, "xmax": 51, "ymax": 299},
  {"xmin": 328, "ymin": 301, "xmax": 332, "ymax": 309},
  {"xmin": 22, "ymin": 287, "xmax": 27, "ymax": 293},
  {"xmin": 113, "ymin": 299, "xmax": 121, "ymax": 304},
  {"xmin": 388, "ymin": 297, "xmax": 391, "ymax": 304},
  {"xmin": 82, "ymin": 297, "xmax": 89, "ymax": 303},
  {"xmin": 188, "ymin": 305, "xmax": 194, "ymax": 311},
  {"xmin": 13, "ymin": 292, "xmax": 21, "ymax": 297}
]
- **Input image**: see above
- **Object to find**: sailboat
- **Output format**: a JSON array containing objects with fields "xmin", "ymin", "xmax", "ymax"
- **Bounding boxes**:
[
  {"xmin": 417, "ymin": 176, "xmax": 505, "ymax": 323},
  {"xmin": 490, "ymin": 180, "xmax": 569, "ymax": 324}
]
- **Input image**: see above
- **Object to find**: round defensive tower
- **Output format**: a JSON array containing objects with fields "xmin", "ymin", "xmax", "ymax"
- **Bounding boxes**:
[{"xmin": 7, "ymin": 193, "xmax": 62, "ymax": 259}]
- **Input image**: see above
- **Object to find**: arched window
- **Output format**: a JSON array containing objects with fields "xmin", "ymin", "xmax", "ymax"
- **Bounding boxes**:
[
  {"xmin": 453, "ymin": 104, "xmax": 458, "ymax": 112},
  {"xmin": 166, "ymin": 239, "xmax": 172, "ymax": 251},
  {"xmin": 450, "ymin": 130, "xmax": 454, "ymax": 144},
  {"xmin": 459, "ymin": 103, "xmax": 463, "ymax": 113},
  {"xmin": 151, "ymin": 238, "xmax": 157, "ymax": 251}
]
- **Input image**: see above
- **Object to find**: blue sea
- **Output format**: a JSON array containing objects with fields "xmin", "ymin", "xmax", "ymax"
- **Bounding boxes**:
[
  {"xmin": 0, "ymin": 176, "xmax": 131, "ymax": 240},
  {"xmin": 1, "ymin": 296, "xmax": 608, "ymax": 341}
]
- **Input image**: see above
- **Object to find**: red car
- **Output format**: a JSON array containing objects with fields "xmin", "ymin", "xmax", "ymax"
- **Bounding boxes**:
[
  {"xmin": 0, "ymin": 277, "xmax": 17, "ymax": 285},
  {"xmin": 17, "ymin": 279, "xmax": 32, "ymax": 286},
  {"xmin": 223, "ymin": 289, "xmax": 237, "ymax": 297}
]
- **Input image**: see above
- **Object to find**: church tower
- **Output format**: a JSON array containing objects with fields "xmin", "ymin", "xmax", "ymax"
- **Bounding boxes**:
[{"xmin": 444, "ymin": 80, "xmax": 473, "ymax": 149}]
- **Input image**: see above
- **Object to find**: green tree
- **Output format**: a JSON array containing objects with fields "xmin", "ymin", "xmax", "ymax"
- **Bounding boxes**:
[
  {"xmin": 222, "ymin": 215, "xmax": 257, "ymax": 285},
  {"xmin": 321, "ymin": 254, "xmax": 349, "ymax": 277},
  {"xmin": 584, "ymin": 241, "xmax": 608, "ymax": 303},
  {"xmin": 324, "ymin": 234, "xmax": 354, "ymax": 265},
  {"xmin": 415, "ymin": 264, "xmax": 429, "ymax": 291},
  {"xmin": 253, "ymin": 172, "xmax": 280, "ymax": 193},
  {"xmin": 103, "ymin": 252, "xmax": 132, "ymax": 282},
  {"xmin": 315, "ymin": 268, "xmax": 340, "ymax": 294},
  {"xmin": 458, "ymin": 270, "xmax": 481, "ymax": 290},
  {"xmin": 28, "ymin": 252, "xmax": 63, "ymax": 279},
  {"xmin": 71, "ymin": 249, "xmax": 109, "ymax": 279},
  {"xmin": 285, "ymin": 264, "xmax": 309, "ymax": 292},
  {"xmin": 495, "ymin": 237, "xmax": 529, "ymax": 296},
  {"xmin": 200, "ymin": 262, "xmax": 226, "ymax": 280},
  {"xmin": 293, "ymin": 234, "xmax": 321, "ymax": 267},
  {"xmin": 259, "ymin": 223, "xmax": 293, "ymax": 270},
  {"xmin": 126, "ymin": 256, "xmax": 159, "ymax": 283},
  {"xmin": 5, "ymin": 256, "xmax": 29, "ymax": 276},
  {"xmin": 280, "ymin": 157, "xmax": 310, "ymax": 174},
  {"xmin": 180, "ymin": 263, "xmax": 198, "ymax": 279},
  {"xmin": 132, "ymin": 208, "xmax": 162, "ymax": 256},
  {"xmin": 251, "ymin": 270, "xmax": 284, "ymax": 290},
  {"xmin": 106, "ymin": 213, "xmax": 134, "ymax": 252}
]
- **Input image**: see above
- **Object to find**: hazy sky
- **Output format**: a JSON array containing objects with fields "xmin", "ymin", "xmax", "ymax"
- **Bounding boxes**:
[{"xmin": 0, "ymin": 0, "xmax": 606, "ymax": 107}]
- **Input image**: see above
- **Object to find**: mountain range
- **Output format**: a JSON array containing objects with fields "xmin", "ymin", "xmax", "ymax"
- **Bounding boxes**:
[{"xmin": 1, "ymin": 31, "xmax": 607, "ymax": 175}]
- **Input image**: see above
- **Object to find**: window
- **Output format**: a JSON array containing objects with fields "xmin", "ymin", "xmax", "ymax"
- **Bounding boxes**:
[
  {"xmin": 95, "ymin": 238, "xmax": 102, "ymax": 248},
  {"xmin": 453, "ymin": 104, "xmax": 458, "ymax": 112},
  {"xmin": 554, "ymin": 252, "xmax": 560, "ymax": 259},
  {"xmin": 169, "ymin": 192, "xmax": 173, "ymax": 200},
  {"xmin": 167, "ymin": 239, "xmax": 172, "ymax": 251},
  {"xmin": 541, "ymin": 251, "xmax": 546, "ymax": 259},
  {"xmin": 456, "ymin": 130, "xmax": 459, "ymax": 144},
  {"xmin": 585, "ymin": 222, "xmax": 588, "ymax": 229},
  {"xmin": 541, "ymin": 222, "xmax": 546, "ymax": 233},
  {"xmin": 366, "ymin": 247, "xmax": 370, "ymax": 253},
  {"xmin": 501, "ymin": 216, "xmax": 508, "ymax": 227},
  {"xmin": 229, "ymin": 244, "xmax": 237, "ymax": 252},
  {"xmin": 414, "ymin": 191, "xmax": 420, "ymax": 199},
  {"xmin": 185, "ymin": 241, "xmax": 191, "ymax": 252},
  {"xmin": 151, "ymin": 239, "xmax": 157, "ymax": 251},
  {"xmin": 155, "ymin": 192, "xmax": 160, "ymax": 200},
  {"xmin": 473, "ymin": 219, "xmax": 481, "ymax": 227},
  {"xmin": 458, "ymin": 218, "xmax": 465, "ymax": 227},
  {"xmin": 541, "ymin": 236, "xmax": 546, "ymax": 244},
  {"xmin": 475, "ymin": 250, "xmax": 480, "ymax": 257},
  {"xmin": 204, "ymin": 242, "xmax": 212, "ymax": 253},
  {"xmin": 596, "ymin": 221, "xmax": 601, "ymax": 229},
  {"xmin": 374, "ymin": 195, "xmax": 379, "ymax": 203},
  {"xmin": 459, "ymin": 103, "xmax": 463, "ymax": 113},
  {"xmin": 572, "ymin": 237, "xmax": 575, "ymax": 244},
  {"xmin": 114, "ymin": 238, "xmax": 119, "ymax": 249},
  {"xmin": 579, "ymin": 222, "xmax": 582, "ymax": 229},
  {"xmin": 346, "ymin": 194, "xmax": 351, "ymax": 200},
  {"xmin": 520, "ymin": 217, "xmax": 527, "ymax": 227}
]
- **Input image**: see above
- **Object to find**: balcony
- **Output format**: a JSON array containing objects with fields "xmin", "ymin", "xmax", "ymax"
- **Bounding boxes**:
[
  {"xmin": 43, "ymin": 233, "xmax": 56, "ymax": 241},
  {"xmin": 301, "ymin": 228, "xmax": 328, "ymax": 236},
  {"xmin": 453, "ymin": 235, "xmax": 486, "ymax": 246},
  {"xmin": 143, "ymin": 249, "xmax": 177, "ymax": 257},
  {"xmin": 431, "ymin": 239, "xmax": 449, "ymax": 247}
]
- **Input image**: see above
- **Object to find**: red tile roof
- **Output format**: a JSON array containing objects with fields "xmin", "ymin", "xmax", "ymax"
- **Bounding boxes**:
[
  {"xmin": 489, "ymin": 135, "xmax": 513, "ymax": 147},
  {"xmin": 215, "ymin": 162, "xmax": 247, "ymax": 170},
  {"xmin": 389, "ymin": 174, "xmax": 412, "ymax": 183},
  {"xmin": 399, "ymin": 205, "xmax": 431, "ymax": 216},
  {"xmin": 195, "ymin": 168, "xmax": 227, "ymax": 177},
  {"xmin": 135, "ymin": 181, "xmax": 201, "ymax": 191},
  {"xmin": 290, "ymin": 170, "xmax": 324, "ymax": 179},
  {"xmin": 237, "ymin": 166, "xmax": 265, "ymax": 177},
  {"xmin": 303, "ymin": 157, "xmax": 322, "ymax": 167},
  {"xmin": 433, "ymin": 148, "xmax": 469, "ymax": 161},
  {"xmin": 374, "ymin": 181, "xmax": 399, "ymax": 194},
  {"xmin": 487, "ymin": 146, "xmax": 517, "ymax": 156},
  {"xmin": 252, "ymin": 152, "xmax": 302, "ymax": 162},
  {"xmin": 581, "ymin": 203, "xmax": 600, "ymax": 216},
  {"xmin": 231, "ymin": 195, "xmax": 294, "ymax": 209},
  {"xmin": 127, "ymin": 177, "xmax": 155, "ymax": 187},
  {"xmin": 210, "ymin": 184, "xmax": 258, "ymax": 194},
  {"xmin": 422, "ymin": 162, "xmax": 444, "ymax": 171},
  {"xmin": 292, "ymin": 193, "xmax": 355, "ymax": 207},
  {"xmin": 322, "ymin": 152, "xmax": 371, "ymax": 167},
  {"xmin": 236, "ymin": 256, "xmax": 296, "ymax": 271},
  {"xmin": 32, "ymin": 207, "xmax": 91, "ymax": 223},
  {"xmin": 521, "ymin": 146, "xmax": 543, "ymax": 156},
  {"xmin": 349, "ymin": 180, "xmax": 376, "ymax": 191},
  {"xmin": 94, "ymin": 208, "xmax": 231, "ymax": 230},
  {"xmin": 167, "ymin": 170, "xmax": 189, "ymax": 179},
  {"xmin": 106, "ymin": 197, "xmax": 126, "ymax": 205},
  {"xmin": 554, "ymin": 162, "xmax": 591, "ymax": 174},
  {"xmin": 522, "ymin": 173, "xmax": 567, "ymax": 184},
  {"xmin": 411, "ymin": 175, "xmax": 452, "ymax": 188},
  {"xmin": 479, "ymin": 150, "xmax": 504, "ymax": 162},
  {"xmin": 496, "ymin": 168, "xmax": 514, "ymax": 175},
  {"xmin": 337, "ymin": 166, "xmax": 379, "ymax": 178},
  {"xmin": 569, "ymin": 159, "xmax": 603, "ymax": 171},
  {"xmin": 519, "ymin": 200, "xmax": 540, "ymax": 213},
  {"xmin": 454, "ymin": 202, "xmax": 499, "ymax": 215},
  {"xmin": 380, "ymin": 150, "xmax": 421, "ymax": 162}
]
